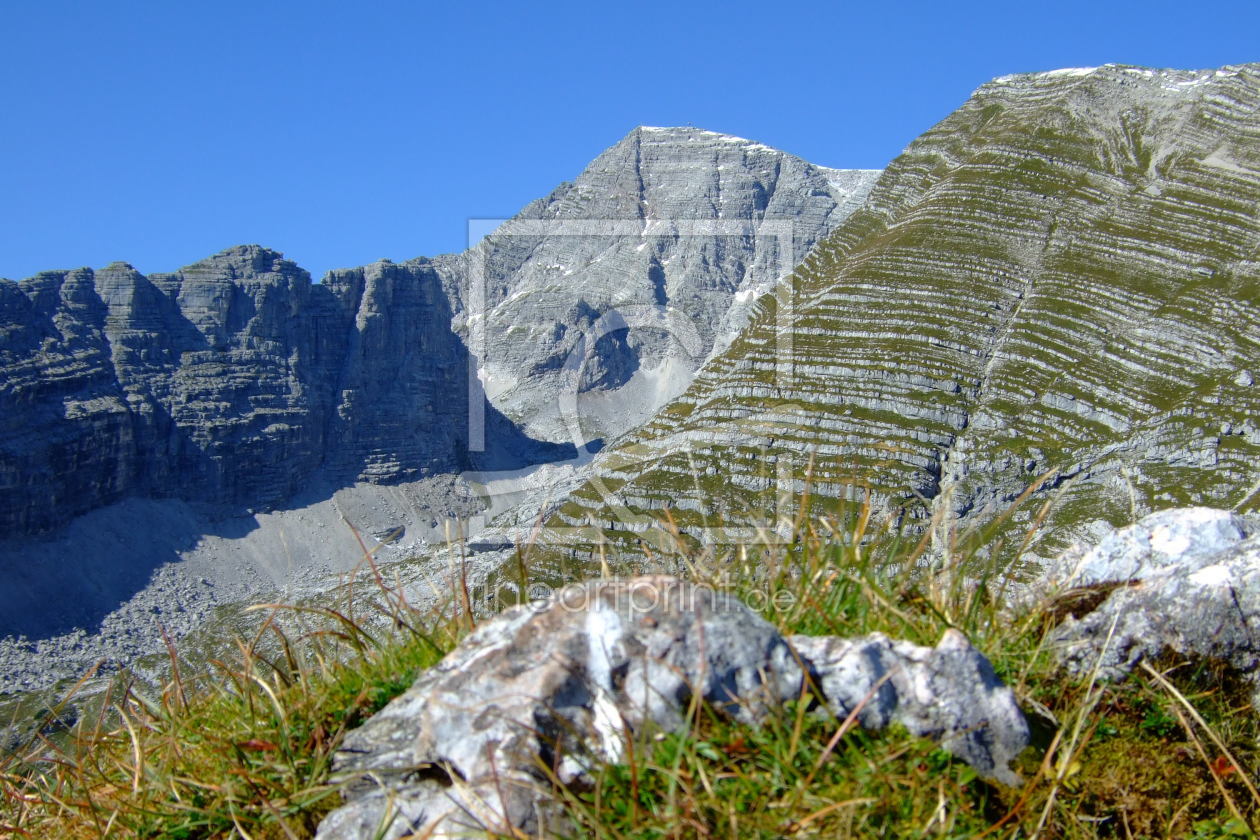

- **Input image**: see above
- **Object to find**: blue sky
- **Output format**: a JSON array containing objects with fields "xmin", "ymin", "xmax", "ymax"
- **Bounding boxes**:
[{"xmin": 2, "ymin": 0, "xmax": 1257, "ymax": 281}]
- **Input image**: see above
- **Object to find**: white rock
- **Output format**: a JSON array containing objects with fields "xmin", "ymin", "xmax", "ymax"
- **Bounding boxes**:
[{"xmin": 317, "ymin": 576, "xmax": 1028, "ymax": 839}]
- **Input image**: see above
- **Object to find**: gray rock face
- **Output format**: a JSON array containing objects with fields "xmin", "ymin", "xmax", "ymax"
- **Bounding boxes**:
[
  {"xmin": 319, "ymin": 576, "xmax": 1027, "ymax": 840},
  {"xmin": 0, "ymin": 246, "xmax": 566, "ymax": 539},
  {"xmin": 441, "ymin": 127, "xmax": 879, "ymax": 443},
  {"xmin": 1042, "ymin": 508, "xmax": 1260, "ymax": 700},
  {"xmin": 0, "ymin": 129, "xmax": 877, "ymax": 540}
]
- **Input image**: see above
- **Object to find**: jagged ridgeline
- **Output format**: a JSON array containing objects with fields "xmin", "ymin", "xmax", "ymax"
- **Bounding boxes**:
[
  {"xmin": 542, "ymin": 65, "xmax": 1260, "ymax": 564},
  {"xmin": 0, "ymin": 248, "xmax": 568, "ymax": 537},
  {"xmin": 0, "ymin": 128, "xmax": 879, "ymax": 543}
]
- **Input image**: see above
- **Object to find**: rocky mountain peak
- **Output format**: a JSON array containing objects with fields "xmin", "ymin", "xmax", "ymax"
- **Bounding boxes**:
[
  {"xmin": 168, "ymin": 244, "xmax": 309, "ymax": 284},
  {"xmin": 989, "ymin": 61, "xmax": 1256, "ymax": 90},
  {"xmin": 446, "ymin": 125, "xmax": 881, "ymax": 443}
]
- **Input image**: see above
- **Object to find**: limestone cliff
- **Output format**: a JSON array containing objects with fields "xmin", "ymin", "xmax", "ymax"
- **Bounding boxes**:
[{"xmin": 0, "ymin": 246, "xmax": 558, "ymax": 537}]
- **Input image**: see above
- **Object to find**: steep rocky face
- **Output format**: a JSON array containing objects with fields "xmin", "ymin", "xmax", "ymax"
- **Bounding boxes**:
[
  {"xmin": 440, "ymin": 127, "xmax": 879, "ymax": 443},
  {"xmin": 0, "ymin": 246, "xmax": 557, "ymax": 537},
  {"xmin": 543, "ymin": 65, "xmax": 1260, "ymax": 562},
  {"xmin": 0, "ymin": 130, "xmax": 876, "ymax": 541},
  {"xmin": 320, "ymin": 261, "xmax": 467, "ymax": 480}
]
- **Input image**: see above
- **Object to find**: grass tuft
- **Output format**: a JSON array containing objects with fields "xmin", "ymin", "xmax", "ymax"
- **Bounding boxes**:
[{"xmin": 0, "ymin": 559, "xmax": 463, "ymax": 840}]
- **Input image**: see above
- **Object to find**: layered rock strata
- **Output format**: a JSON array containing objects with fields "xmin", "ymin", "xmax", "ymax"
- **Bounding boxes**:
[
  {"xmin": 542, "ymin": 65, "xmax": 1260, "ymax": 562},
  {"xmin": 0, "ymin": 245, "xmax": 561, "ymax": 538}
]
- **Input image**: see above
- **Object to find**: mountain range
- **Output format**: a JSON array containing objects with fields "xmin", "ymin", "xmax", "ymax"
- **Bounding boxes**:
[
  {"xmin": 0, "ymin": 126, "xmax": 877, "ymax": 688},
  {"xmin": 0, "ymin": 128, "xmax": 876, "ymax": 542}
]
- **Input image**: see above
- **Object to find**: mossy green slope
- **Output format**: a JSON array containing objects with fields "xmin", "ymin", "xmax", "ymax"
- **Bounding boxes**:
[{"xmin": 539, "ymin": 64, "xmax": 1260, "ymax": 565}]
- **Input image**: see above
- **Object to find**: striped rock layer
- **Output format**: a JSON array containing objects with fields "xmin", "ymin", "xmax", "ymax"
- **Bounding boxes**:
[{"xmin": 542, "ymin": 64, "xmax": 1260, "ymax": 564}]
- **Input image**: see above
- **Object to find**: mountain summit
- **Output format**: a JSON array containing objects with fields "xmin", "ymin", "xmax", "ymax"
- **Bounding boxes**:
[{"xmin": 438, "ymin": 125, "xmax": 879, "ymax": 443}]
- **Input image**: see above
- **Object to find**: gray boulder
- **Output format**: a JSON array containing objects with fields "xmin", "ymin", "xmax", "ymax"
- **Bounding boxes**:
[
  {"xmin": 789, "ymin": 630, "xmax": 1027, "ymax": 784},
  {"xmin": 1045, "ymin": 508, "xmax": 1260, "ymax": 697},
  {"xmin": 318, "ymin": 576, "xmax": 1028, "ymax": 840}
]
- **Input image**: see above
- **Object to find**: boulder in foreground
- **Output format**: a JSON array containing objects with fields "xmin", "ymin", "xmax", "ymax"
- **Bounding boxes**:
[
  {"xmin": 1043, "ymin": 508, "xmax": 1260, "ymax": 698},
  {"xmin": 318, "ymin": 576, "xmax": 1028, "ymax": 840}
]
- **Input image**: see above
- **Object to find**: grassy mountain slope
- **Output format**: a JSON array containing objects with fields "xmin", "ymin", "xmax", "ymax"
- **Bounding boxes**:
[{"xmin": 539, "ymin": 64, "xmax": 1260, "ymax": 567}]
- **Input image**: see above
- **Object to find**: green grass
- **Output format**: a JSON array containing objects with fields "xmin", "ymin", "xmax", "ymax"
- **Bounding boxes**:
[
  {"xmin": 3, "ymin": 499, "xmax": 1260, "ymax": 839},
  {"xmin": 531, "ymin": 501, "xmax": 1260, "ymax": 839},
  {"xmin": 0, "ymin": 576, "xmax": 463, "ymax": 840}
]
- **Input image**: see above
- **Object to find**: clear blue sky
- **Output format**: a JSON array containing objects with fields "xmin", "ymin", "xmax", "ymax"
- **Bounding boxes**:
[{"xmin": 2, "ymin": 0, "xmax": 1257, "ymax": 281}]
